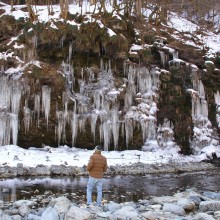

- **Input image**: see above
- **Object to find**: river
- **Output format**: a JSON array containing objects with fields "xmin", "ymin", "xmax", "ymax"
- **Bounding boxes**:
[{"xmin": 1, "ymin": 170, "xmax": 220, "ymax": 204}]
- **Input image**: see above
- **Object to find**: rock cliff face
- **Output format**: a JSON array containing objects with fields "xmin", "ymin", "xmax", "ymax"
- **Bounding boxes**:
[{"xmin": 0, "ymin": 4, "xmax": 219, "ymax": 154}]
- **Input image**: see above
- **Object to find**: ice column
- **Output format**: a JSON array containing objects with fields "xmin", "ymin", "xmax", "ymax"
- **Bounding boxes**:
[
  {"xmin": 56, "ymin": 111, "xmax": 64, "ymax": 146},
  {"xmin": 42, "ymin": 85, "xmax": 51, "ymax": 128},
  {"xmin": 70, "ymin": 99, "xmax": 78, "ymax": 146},
  {"xmin": 124, "ymin": 117, "xmax": 133, "ymax": 148},
  {"xmin": 0, "ymin": 75, "xmax": 21, "ymax": 146},
  {"xmin": 124, "ymin": 65, "xmax": 160, "ymax": 148},
  {"xmin": 91, "ymin": 110, "xmax": 99, "ymax": 142},
  {"xmin": 172, "ymin": 50, "xmax": 178, "ymax": 60},
  {"xmin": 34, "ymin": 94, "xmax": 41, "ymax": 127},
  {"xmin": 188, "ymin": 69, "xmax": 217, "ymax": 153},
  {"xmin": 111, "ymin": 107, "xmax": 119, "ymax": 150},
  {"xmin": 102, "ymin": 120, "xmax": 112, "ymax": 151},
  {"xmin": 62, "ymin": 61, "xmax": 75, "ymax": 94},
  {"xmin": 214, "ymin": 91, "xmax": 220, "ymax": 128},
  {"xmin": 23, "ymin": 100, "xmax": 32, "ymax": 134},
  {"xmin": 156, "ymin": 119, "xmax": 178, "ymax": 150},
  {"xmin": 159, "ymin": 51, "xmax": 168, "ymax": 67},
  {"xmin": 10, "ymin": 113, "xmax": 18, "ymax": 145}
]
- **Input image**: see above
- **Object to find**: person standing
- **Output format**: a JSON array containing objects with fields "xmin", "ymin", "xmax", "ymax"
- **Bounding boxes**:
[{"xmin": 86, "ymin": 145, "xmax": 107, "ymax": 207}]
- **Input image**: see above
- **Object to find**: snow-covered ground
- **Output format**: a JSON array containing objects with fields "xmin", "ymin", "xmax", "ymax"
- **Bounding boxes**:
[{"xmin": 0, "ymin": 144, "xmax": 211, "ymax": 168}]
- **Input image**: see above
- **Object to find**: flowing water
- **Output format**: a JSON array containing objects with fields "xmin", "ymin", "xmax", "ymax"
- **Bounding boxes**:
[{"xmin": 1, "ymin": 170, "xmax": 220, "ymax": 204}]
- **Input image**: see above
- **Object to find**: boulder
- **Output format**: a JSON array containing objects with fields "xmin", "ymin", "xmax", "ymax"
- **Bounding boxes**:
[
  {"xmin": 64, "ymin": 205, "xmax": 91, "ymax": 220},
  {"xmin": 111, "ymin": 206, "xmax": 139, "ymax": 220},
  {"xmin": 199, "ymin": 201, "xmax": 220, "ymax": 212},
  {"xmin": 162, "ymin": 203, "xmax": 186, "ymax": 216}
]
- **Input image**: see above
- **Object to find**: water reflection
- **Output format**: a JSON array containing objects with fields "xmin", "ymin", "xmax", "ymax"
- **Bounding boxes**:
[{"xmin": 0, "ymin": 170, "xmax": 220, "ymax": 203}]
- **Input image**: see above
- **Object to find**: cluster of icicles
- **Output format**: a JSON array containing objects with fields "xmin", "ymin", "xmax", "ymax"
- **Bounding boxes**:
[
  {"xmin": 0, "ymin": 60, "xmax": 219, "ymax": 152},
  {"xmin": 57, "ymin": 60, "xmax": 161, "ymax": 150},
  {"xmin": 187, "ymin": 66, "xmax": 220, "ymax": 152},
  {"xmin": 0, "ymin": 61, "xmax": 169, "ymax": 150}
]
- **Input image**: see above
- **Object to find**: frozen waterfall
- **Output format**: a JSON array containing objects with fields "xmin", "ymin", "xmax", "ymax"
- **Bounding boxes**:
[
  {"xmin": 188, "ymin": 66, "xmax": 218, "ymax": 153},
  {"xmin": 56, "ymin": 60, "xmax": 163, "ymax": 150}
]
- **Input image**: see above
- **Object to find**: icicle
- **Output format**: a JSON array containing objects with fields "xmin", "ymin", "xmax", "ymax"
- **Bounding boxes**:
[
  {"xmin": 125, "ymin": 117, "xmax": 133, "ymax": 148},
  {"xmin": 149, "ymin": 119, "xmax": 157, "ymax": 140},
  {"xmin": 127, "ymin": 64, "xmax": 137, "ymax": 82},
  {"xmin": 102, "ymin": 120, "xmax": 111, "ymax": 151},
  {"xmin": 100, "ymin": 59, "xmax": 104, "ymax": 71},
  {"xmin": 10, "ymin": 113, "xmax": 18, "ymax": 145},
  {"xmin": 60, "ymin": 36, "xmax": 65, "ymax": 49},
  {"xmin": 172, "ymin": 50, "xmax": 178, "ymax": 60},
  {"xmin": 23, "ymin": 101, "xmax": 32, "ymax": 134},
  {"xmin": 93, "ymin": 90, "xmax": 104, "ymax": 110},
  {"xmin": 34, "ymin": 94, "xmax": 40, "ymax": 127},
  {"xmin": 1, "ymin": 65, "xmax": 4, "ymax": 73},
  {"xmin": 11, "ymin": 81, "xmax": 22, "ymax": 115},
  {"xmin": 140, "ymin": 118, "xmax": 148, "ymax": 141},
  {"xmin": 214, "ymin": 91, "xmax": 220, "ymax": 128},
  {"xmin": 32, "ymin": 34, "xmax": 38, "ymax": 49},
  {"xmin": 198, "ymin": 80, "xmax": 205, "ymax": 99},
  {"xmin": 62, "ymin": 61, "xmax": 75, "ymax": 93},
  {"xmin": 124, "ymin": 81, "xmax": 136, "ymax": 110},
  {"xmin": 137, "ymin": 66, "xmax": 152, "ymax": 93},
  {"xmin": 68, "ymin": 42, "xmax": 73, "ymax": 64},
  {"xmin": 78, "ymin": 117, "xmax": 87, "ymax": 132},
  {"xmin": 0, "ymin": 75, "xmax": 11, "ymax": 110},
  {"xmin": 215, "ymin": 91, "xmax": 220, "ymax": 104},
  {"xmin": 159, "ymin": 51, "xmax": 168, "ymax": 67},
  {"xmin": 56, "ymin": 111, "xmax": 64, "ymax": 146},
  {"xmin": 111, "ymin": 107, "xmax": 119, "ymax": 150},
  {"xmin": 0, "ymin": 113, "xmax": 8, "ymax": 146},
  {"xmin": 42, "ymin": 85, "xmax": 51, "ymax": 128},
  {"xmin": 201, "ymin": 100, "xmax": 208, "ymax": 118},
  {"xmin": 91, "ymin": 111, "xmax": 98, "ymax": 142},
  {"xmin": 70, "ymin": 99, "xmax": 78, "ymax": 146}
]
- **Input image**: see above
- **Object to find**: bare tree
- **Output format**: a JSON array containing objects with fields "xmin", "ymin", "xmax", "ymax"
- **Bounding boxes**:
[
  {"xmin": 26, "ymin": 0, "xmax": 37, "ymax": 22},
  {"xmin": 46, "ymin": 0, "xmax": 53, "ymax": 15},
  {"xmin": 135, "ymin": 0, "xmax": 142, "ymax": 17},
  {"xmin": 60, "ymin": 0, "xmax": 69, "ymax": 20}
]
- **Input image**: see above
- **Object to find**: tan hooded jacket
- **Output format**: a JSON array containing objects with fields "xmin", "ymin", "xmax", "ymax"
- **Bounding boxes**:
[{"xmin": 86, "ymin": 151, "xmax": 107, "ymax": 178}]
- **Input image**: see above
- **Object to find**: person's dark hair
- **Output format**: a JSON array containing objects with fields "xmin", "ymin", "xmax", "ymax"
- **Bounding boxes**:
[{"xmin": 95, "ymin": 145, "xmax": 102, "ymax": 151}]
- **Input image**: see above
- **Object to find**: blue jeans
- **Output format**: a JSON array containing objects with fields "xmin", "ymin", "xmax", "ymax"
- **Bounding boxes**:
[{"xmin": 87, "ymin": 176, "xmax": 103, "ymax": 206}]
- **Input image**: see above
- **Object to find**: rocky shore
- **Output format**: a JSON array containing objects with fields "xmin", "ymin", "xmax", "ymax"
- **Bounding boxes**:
[{"xmin": 1, "ymin": 185, "xmax": 220, "ymax": 219}]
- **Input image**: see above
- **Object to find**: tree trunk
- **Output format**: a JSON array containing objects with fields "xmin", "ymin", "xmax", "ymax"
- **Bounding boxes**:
[
  {"xmin": 135, "ymin": 0, "xmax": 142, "ymax": 17},
  {"xmin": 60, "ymin": 0, "xmax": 69, "ymax": 20},
  {"xmin": 26, "ymin": 0, "xmax": 37, "ymax": 22}
]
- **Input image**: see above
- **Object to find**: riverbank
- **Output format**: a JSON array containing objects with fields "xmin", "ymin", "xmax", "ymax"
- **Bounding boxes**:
[
  {"xmin": 0, "ymin": 144, "xmax": 219, "ymax": 178},
  {"xmin": 0, "ymin": 160, "xmax": 217, "ymax": 178}
]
